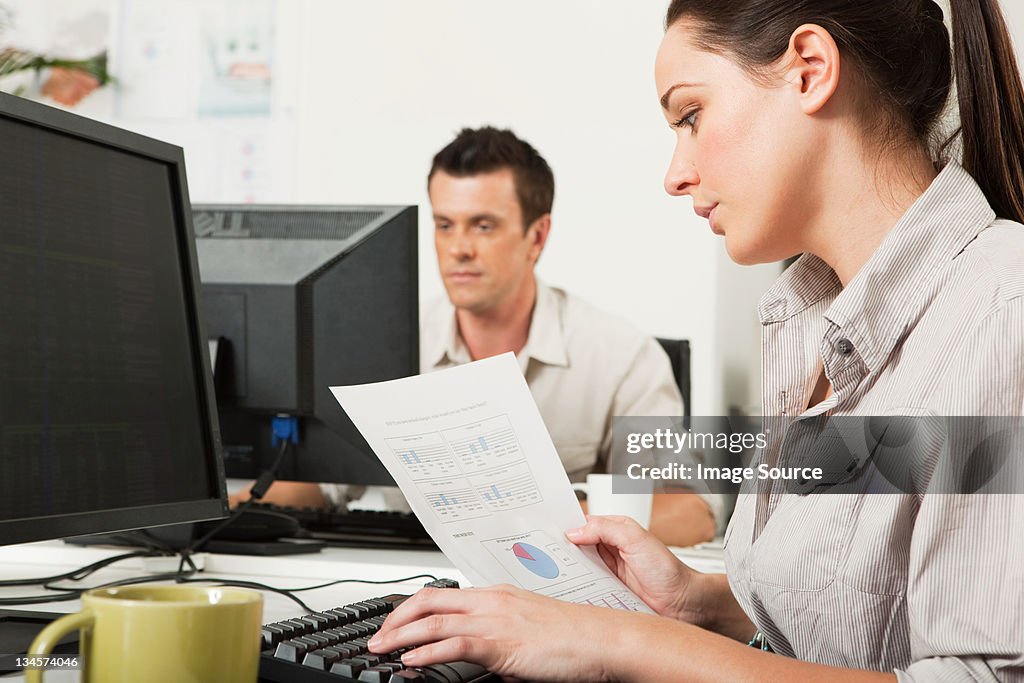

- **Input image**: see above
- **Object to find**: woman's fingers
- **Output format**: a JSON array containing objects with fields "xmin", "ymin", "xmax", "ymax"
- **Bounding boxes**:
[
  {"xmin": 400, "ymin": 634, "xmax": 501, "ymax": 669},
  {"xmin": 373, "ymin": 587, "xmax": 480, "ymax": 637},
  {"xmin": 371, "ymin": 586, "xmax": 521, "ymax": 650},
  {"xmin": 566, "ymin": 514, "xmax": 649, "ymax": 551},
  {"xmin": 373, "ymin": 612, "xmax": 495, "ymax": 661}
]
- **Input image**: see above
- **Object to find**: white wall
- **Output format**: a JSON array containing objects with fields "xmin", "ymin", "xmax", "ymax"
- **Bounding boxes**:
[
  {"xmin": 287, "ymin": 1, "xmax": 731, "ymax": 415},
  {"xmin": 17, "ymin": 0, "xmax": 1024, "ymax": 416}
]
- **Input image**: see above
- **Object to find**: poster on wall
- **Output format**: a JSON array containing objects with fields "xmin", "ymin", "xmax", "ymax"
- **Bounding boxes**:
[
  {"xmin": 0, "ymin": 0, "xmax": 113, "ymax": 114},
  {"xmin": 197, "ymin": 0, "xmax": 275, "ymax": 117}
]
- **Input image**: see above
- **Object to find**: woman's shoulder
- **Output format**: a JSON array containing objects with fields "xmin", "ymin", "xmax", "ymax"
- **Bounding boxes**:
[{"xmin": 960, "ymin": 219, "xmax": 1024, "ymax": 304}]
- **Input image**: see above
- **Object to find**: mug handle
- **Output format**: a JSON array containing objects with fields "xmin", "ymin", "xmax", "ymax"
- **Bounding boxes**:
[{"xmin": 25, "ymin": 611, "xmax": 93, "ymax": 683}]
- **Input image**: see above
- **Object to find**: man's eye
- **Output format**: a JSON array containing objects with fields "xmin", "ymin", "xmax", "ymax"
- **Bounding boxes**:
[{"xmin": 477, "ymin": 224, "xmax": 494, "ymax": 232}]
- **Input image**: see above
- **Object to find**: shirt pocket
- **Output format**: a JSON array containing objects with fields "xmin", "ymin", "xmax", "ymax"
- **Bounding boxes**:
[
  {"xmin": 750, "ymin": 494, "xmax": 860, "ymax": 591},
  {"xmin": 835, "ymin": 494, "xmax": 911, "ymax": 597}
]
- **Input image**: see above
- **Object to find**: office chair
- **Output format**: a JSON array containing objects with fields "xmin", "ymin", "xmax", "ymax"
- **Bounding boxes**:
[{"xmin": 656, "ymin": 338, "xmax": 691, "ymax": 417}]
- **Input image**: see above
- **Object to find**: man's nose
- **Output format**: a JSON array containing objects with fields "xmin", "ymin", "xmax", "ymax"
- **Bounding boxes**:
[{"xmin": 447, "ymin": 228, "xmax": 475, "ymax": 259}]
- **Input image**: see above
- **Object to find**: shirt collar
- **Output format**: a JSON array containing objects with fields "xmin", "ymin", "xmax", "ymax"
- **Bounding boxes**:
[
  {"xmin": 758, "ymin": 162, "xmax": 995, "ymax": 373},
  {"xmin": 423, "ymin": 279, "xmax": 570, "ymax": 370},
  {"xmin": 520, "ymin": 280, "xmax": 570, "ymax": 368}
]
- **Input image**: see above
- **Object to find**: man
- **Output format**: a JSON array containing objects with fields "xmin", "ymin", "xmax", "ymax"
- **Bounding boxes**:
[{"xmin": 241, "ymin": 127, "xmax": 716, "ymax": 546}]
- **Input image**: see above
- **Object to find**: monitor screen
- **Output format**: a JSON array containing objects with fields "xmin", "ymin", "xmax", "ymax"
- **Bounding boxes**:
[
  {"xmin": 0, "ymin": 93, "xmax": 225, "ymax": 545},
  {"xmin": 193, "ymin": 204, "xmax": 419, "ymax": 486}
]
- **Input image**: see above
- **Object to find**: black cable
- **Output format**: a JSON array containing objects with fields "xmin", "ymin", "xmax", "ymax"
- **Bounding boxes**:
[
  {"xmin": 183, "ymin": 439, "xmax": 292, "ymax": 556},
  {"xmin": 173, "ymin": 577, "xmax": 315, "ymax": 612},
  {"xmin": 0, "ymin": 563, "xmax": 199, "ymax": 606},
  {"xmin": 0, "ymin": 559, "xmax": 438, "ymax": 612},
  {"xmin": 0, "ymin": 550, "xmax": 164, "ymax": 587},
  {"xmin": 270, "ymin": 573, "xmax": 441, "ymax": 593}
]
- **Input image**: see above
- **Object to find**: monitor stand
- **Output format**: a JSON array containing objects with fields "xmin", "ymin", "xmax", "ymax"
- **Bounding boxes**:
[{"xmin": 0, "ymin": 610, "xmax": 79, "ymax": 674}]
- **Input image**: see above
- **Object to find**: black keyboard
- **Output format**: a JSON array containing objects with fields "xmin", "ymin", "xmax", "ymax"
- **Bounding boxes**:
[
  {"xmin": 258, "ymin": 581, "xmax": 496, "ymax": 683},
  {"xmin": 248, "ymin": 503, "xmax": 438, "ymax": 551}
]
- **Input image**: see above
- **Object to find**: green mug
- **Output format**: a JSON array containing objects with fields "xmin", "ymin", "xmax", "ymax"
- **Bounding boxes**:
[{"xmin": 26, "ymin": 584, "xmax": 263, "ymax": 683}]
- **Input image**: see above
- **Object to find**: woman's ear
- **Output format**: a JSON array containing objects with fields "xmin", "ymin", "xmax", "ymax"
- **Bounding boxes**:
[{"xmin": 782, "ymin": 23, "xmax": 841, "ymax": 115}]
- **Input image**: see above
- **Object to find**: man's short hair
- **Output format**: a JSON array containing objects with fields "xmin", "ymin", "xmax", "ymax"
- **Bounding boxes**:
[{"xmin": 428, "ymin": 127, "xmax": 555, "ymax": 229}]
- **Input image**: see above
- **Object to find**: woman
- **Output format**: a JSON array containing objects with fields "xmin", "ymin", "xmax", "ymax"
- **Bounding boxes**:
[{"xmin": 368, "ymin": 1, "xmax": 1024, "ymax": 680}]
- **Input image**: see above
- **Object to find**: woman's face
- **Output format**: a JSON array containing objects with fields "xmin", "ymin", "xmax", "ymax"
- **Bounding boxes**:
[{"xmin": 655, "ymin": 22, "xmax": 821, "ymax": 264}]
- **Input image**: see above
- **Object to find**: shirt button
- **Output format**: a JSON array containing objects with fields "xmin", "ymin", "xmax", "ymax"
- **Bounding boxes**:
[{"xmin": 835, "ymin": 338, "xmax": 855, "ymax": 355}]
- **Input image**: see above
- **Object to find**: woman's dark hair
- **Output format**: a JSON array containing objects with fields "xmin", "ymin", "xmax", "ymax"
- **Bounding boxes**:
[
  {"xmin": 665, "ymin": 0, "xmax": 1024, "ymax": 222},
  {"xmin": 428, "ymin": 126, "xmax": 555, "ymax": 230}
]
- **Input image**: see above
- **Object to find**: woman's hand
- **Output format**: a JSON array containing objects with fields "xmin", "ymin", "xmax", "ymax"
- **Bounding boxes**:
[
  {"xmin": 368, "ymin": 584, "xmax": 627, "ymax": 682},
  {"xmin": 566, "ymin": 515, "xmax": 708, "ymax": 625}
]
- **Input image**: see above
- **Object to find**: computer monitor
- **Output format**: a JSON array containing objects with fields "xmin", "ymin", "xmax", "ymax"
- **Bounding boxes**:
[
  {"xmin": 192, "ymin": 204, "xmax": 418, "ymax": 486},
  {"xmin": 0, "ymin": 91, "xmax": 227, "ymax": 548}
]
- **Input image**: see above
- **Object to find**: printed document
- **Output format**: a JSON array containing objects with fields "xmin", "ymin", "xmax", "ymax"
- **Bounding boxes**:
[{"xmin": 330, "ymin": 353, "xmax": 655, "ymax": 613}]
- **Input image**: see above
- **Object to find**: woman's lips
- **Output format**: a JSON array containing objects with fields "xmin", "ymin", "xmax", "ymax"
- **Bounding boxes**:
[{"xmin": 695, "ymin": 203, "xmax": 723, "ymax": 235}]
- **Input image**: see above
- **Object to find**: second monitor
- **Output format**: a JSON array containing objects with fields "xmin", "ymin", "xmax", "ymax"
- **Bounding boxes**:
[{"xmin": 193, "ymin": 204, "xmax": 418, "ymax": 486}]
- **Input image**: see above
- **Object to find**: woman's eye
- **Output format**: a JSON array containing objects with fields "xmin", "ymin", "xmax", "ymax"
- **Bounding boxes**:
[{"xmin": 672, "ymin": 108, "xmax": 700, "ymax": 130}]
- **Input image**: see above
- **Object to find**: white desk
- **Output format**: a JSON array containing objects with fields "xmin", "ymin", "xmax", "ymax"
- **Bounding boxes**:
[{"xmin": 0, "ymin": 540, "xmax": 724, "ymax": 681}]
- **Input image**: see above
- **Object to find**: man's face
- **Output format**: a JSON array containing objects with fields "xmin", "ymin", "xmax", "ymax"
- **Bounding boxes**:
[{"xmin": 429, "ymin": 168, "xmax": 545, "ymax": 314}]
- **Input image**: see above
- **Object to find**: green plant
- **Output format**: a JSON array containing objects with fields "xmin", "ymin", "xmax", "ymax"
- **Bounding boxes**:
[
  {"xmin": 0, "ymin": 48, "xmax": 111, "ymax": 85},
  {"xmin": 0, "ymin": 3, "xmax": 113, "ymax": 98}
]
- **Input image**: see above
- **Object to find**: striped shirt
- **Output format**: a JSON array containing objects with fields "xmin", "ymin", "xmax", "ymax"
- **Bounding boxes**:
[{"xmin": 723, "ymin": 163, "xmax": 1024, "ymax": 681}]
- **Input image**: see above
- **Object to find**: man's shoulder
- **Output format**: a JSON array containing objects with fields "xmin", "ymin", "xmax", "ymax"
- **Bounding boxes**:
[
  {"xmin": 419, "ymin": 293, "xmax": 456, "ymax": 370},
  {"xmin": 542, "ymin": 284, "xmax": 665, "ymax": 371},
  {"xmin": 550, "ymin": 285, "xmax": 655, "ymax": 348}
]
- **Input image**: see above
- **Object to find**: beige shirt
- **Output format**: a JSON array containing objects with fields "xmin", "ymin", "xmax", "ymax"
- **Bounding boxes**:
[
  {"xmin": 322, "ymin": 281, "xmax": 686, "ymax": 512},
  {"xmin": 421, "ymin": 281, "xmax": 685, "ymax": 480},
  {"xmin": 724, "ymin": 163, "xmax": 1024, "ymax": 681}
]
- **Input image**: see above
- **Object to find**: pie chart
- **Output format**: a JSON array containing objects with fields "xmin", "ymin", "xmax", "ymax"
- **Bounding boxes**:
[{"xmin": 512, "ymin": 542, "xmax": 559, "ymax": 579}]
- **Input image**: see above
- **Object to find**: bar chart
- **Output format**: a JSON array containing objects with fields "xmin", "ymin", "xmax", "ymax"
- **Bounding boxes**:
[
  {"xmin": 419, "ymin": 477, "xmax": 489, "ymax": 523},
  {"xmin": 443, "ymin": 415, "xmax": 523, "ymax": 472},
  {"xmin": 471, "ymin": 461, "xmax": 543, "ymax": 510},
  {"xmin": 384, "ymin": 433, "xmax": 460, "ymax": 480}
]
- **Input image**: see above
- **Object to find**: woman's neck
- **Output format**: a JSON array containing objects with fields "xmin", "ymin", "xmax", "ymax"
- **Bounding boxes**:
[{"xmin": 805, "ymin": 142, "xmax": 938, "ymax": 286}]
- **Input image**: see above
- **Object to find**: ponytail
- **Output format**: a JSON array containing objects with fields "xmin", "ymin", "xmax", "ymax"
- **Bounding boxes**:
[{"xmin": 945, "ymin": 0, "xmax": 1024, "ymax": 223}]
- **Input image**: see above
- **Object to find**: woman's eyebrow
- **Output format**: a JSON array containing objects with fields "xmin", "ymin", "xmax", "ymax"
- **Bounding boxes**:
[{"xmin": 660, "ymin": 81, "xmax": 706, "ymax": 110}]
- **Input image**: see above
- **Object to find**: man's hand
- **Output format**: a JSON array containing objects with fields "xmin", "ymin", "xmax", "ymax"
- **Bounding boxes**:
[{"xmin": 229, "ymin": 481, "xmax": 329, "ymax": 509}]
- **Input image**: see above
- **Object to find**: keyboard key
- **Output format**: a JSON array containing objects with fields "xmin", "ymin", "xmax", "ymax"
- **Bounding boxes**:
[
  {"xmin": 330, "ymin": 658, "xmax": 366, "ymax": 677},
  {"xmin": 358, "ymin": 668, "xmax": 396, "ymax": 683},
  {"xmin": 377, "ymin": 594, "xmax": 409, "ymax": 611},
  {"xmin": 326, "ymin": 608, "xmax": 357, "ymax": 625},
  {"xmin": 282, "ymin": 618, "xmax": 312, "ymax": 636},
  {"xmin": 350, "ymin": 622, "xmax": 376, "ymax": 637},
  {"xmin": 444, "ymin": 661, "xmax": 491, "ymax": 681},
  {"xmin": 364, "ymin": 598, "xmax": 390, "ymax": 613},
  {"xmin": 301, "ymin": 647, "xmax": 343, "ymax": 670},
  {"xmin": 261, "ymin": 624, "xmax": 286, "ymax": 649},
  {"xmin": 333, "ymin": 642, "xmax": 364, "ymax": 658},
  {"xmin": 258, "ymin": 587, "xmax": 493, "ymax": 683},
  {"xmin": 273, "ymin": 638, "xmax": 311, "ymax": 662},
  {"xmin": 389, "ymin": 671, "xmax": 426, "ymax": 682},
  {"xmin": 303, "ymin": 613, "xmax": 332, "ymax": 628},
  {"xmin": 306, "ymin": 633, "xmax": 333, "ymax": 647},
  {"xmin": 415, "ymin": 666, "xmax": 459, "ymax": 683},
  {"xmin": 353, "ymin": 654, "xmax": 385, "ymax": 667},
  {"xmin": 349, "ymin": 602, "xmax": 376, "ymax": 619}
]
